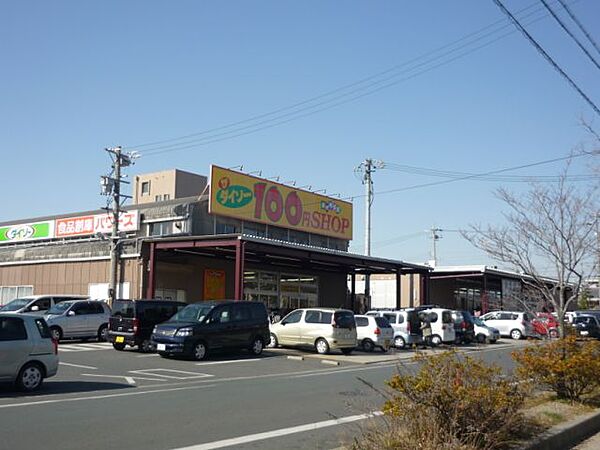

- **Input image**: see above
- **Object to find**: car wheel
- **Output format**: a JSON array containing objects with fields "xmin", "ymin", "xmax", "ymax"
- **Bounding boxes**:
[
  {"xmin": 549, "ymin": 329, "xmax": 559, "ymax": 339},
  {"xmin": 268, "ymin": 333, "xmax": 279, "ymax": 348},
  {"xmin": 476, "ymin": 333, "xmax": 486, "ymax": 344},
  {"xmin": 341, "ymin": 347, "xmax": 354, "ymax": 355},
  {"xmin": 394, "ymin": 336, "xmax": 406, "ymax": 349},
  {"xmin": 97, "ymin": 325, "xmax": 109, "ymax": 342},
  {"xmin": 50, "ymin": 327, "xmax": 62, "ymax": 342},
  {"xmin": 192, "ymin": 342, "xmax": 208, "ymax": 361},
  {"xmin": 16, "ymin": 363, "xmax": 44, "ymax": 392},
  {"xmin": 112, "ymin": 342, "xmax": 126, "ymax": 351},
  {"xmin": 139, "ymin": 339, "xmax": 155, "ymax": 353},
  {"xmin": 510, "ymin": 329, "xmax": 523, "ymax": 340},
  {"xmin": 431, "ymin": 335, "xmax": 442, "ymax": 346},
  {"xmin": 362, "ymin": 339, "xmax": 375, "ymax": 352},
  {"xmin": 250, "ymin": 337, "xmax": 264, "ymax": 356},
  {"xmin": 315, "ymin": 338, "xmax": 330, "ymax": 355}
]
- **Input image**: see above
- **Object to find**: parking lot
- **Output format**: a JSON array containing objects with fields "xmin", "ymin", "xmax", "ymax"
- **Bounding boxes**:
[{"xmin": 0, "ymin": 338, "xmax": 529, "ymax": 450}]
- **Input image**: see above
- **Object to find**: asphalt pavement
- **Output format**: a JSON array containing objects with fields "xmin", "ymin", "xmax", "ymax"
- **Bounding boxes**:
[{"xmin": 0, "ymin": 339, "xmax": 527, "ymax": 450}]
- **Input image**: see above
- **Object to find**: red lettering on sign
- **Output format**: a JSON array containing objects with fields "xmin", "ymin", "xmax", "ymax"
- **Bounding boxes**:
[
  {"xmin": 341, "ymin": 218, "xmax": 350, "ymax": 235},
  {"xmin": 331, "ymin": 216, "xmax": 341, "ymax": 233},
  {"xmin": 253, "ymin": 183, "xmax": 266, "ymax": 219},
  {"xmin": 311, "ymin": 211, "xmax": 321, "ymax": 229},
  {"xmin": 284, "ymin": 191, "xmax": 303, "ymax": 226},
  {"xmin": 265, "ymin": 186, "xmax": 283, "ymax": 222}
]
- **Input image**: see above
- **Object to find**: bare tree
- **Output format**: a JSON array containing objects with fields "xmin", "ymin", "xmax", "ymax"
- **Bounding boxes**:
[{"xmin": 463, "ymin": 158, "xmax": 598, "ymax": 338}]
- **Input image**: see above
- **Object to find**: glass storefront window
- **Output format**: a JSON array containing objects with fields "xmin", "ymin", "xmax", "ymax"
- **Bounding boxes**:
[{"xmin": 243, "ymin": 270, "xmax": 319, "ymax": 312}]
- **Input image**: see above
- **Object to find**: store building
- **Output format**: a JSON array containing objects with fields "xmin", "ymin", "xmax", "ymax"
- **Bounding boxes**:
[
  {"xmin": 359, "ymin": 265, "xmax": 563, "ymax": 313},
  {"xmin": 0, "ymin": 166, "xmax": 430, "ymax": 312}
]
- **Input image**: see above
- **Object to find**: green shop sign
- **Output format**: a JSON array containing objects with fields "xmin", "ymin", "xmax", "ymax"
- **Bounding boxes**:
[{"xmin": 0, "ymin": 221, "xmax": 54, "ymax": 244}]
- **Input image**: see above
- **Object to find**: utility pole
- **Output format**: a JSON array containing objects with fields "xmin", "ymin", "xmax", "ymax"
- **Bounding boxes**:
[
  {"xmin": 430, "ymin": 226, "xmax": 443, "ymax": 267},
  {"xmin": 101, "ymin": 146, "xmax": 135, "ymax": 304},
  {"xmin": 355, "ymin": 158, "xmax": 384, "ymax": 305}
]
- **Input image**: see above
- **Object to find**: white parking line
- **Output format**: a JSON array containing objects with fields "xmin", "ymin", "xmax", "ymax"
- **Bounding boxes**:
[
  {"xmin": 0, "ymin": 385, "xmax": 215, "ymax": 409},
  {"xmin": 129, "ymin": 369, "xmax": 214, "ymax": 380},
  {"xmin": 59, "ymin": 362, "xmax": 98, "ymax": 370},
  {"xmin": 195, "ymin": 358, "xmax": 261, "ymax": 366},
  {"xmin": 172, "ymin": 411, "xmax": 384, "ymax": 450}
]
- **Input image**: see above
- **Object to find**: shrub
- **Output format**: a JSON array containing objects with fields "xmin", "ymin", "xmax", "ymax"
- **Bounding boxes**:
[
  {"xmin": 513, "ymin": 335, "xmax": 600, "ymax": 402},
  {"xmin": 350, "ymin": 350, "xmax": 527, "ymax": 450}
]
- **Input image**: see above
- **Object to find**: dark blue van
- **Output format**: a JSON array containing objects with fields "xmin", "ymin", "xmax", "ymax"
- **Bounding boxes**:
[{"xmin": 151, "ymin": 301, "xmax": 270, "ymax": 360}]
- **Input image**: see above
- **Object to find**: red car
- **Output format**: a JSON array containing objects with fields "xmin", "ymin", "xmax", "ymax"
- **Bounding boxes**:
[{"xmin": 532, "ymin": 313, "xmax": 559, "ymax": 338}]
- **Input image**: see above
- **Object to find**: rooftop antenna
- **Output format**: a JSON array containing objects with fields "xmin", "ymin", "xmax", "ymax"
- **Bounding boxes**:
[
  {"xmin": 228, "ymin": 165, "xmax": 243, "ymax": 171},
  {"xmin": 248, "ymin": 170, "xmax": 262, "ymax": 177}
]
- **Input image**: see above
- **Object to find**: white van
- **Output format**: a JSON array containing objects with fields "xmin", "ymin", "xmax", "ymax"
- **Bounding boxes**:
[{"xmin": 420, "ymin": 308, "xmax": 456, "ymax": 346}]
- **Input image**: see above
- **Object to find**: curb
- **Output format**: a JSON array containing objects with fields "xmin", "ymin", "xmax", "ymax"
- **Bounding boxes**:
[
  {"xmin": 321, "ymin": 360, "xmax": 340, "ymax": 366},
  {"xmin": 524, "ymin": 409, "xmax": 600, "ymax": 450}
]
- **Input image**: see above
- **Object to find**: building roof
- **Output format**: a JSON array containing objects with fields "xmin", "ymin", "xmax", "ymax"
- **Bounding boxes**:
[{"xmin": 147, "ymin": 233, "xmax": 431, "ymax": 274}]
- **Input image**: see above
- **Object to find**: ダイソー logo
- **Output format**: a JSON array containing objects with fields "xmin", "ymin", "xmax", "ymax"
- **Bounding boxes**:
[
  {"xmin": 215, "ymin": 177, "xmax": 253, "ymax": 209},
  {"xmin": 6, "ymin": 225, "xmax": 35, "ymax": 241}
]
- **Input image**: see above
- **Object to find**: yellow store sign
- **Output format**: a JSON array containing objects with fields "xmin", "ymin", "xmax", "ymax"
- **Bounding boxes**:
[{"xmin": 209, "ymin": 165, "xmax": 353, "ymax": 240}]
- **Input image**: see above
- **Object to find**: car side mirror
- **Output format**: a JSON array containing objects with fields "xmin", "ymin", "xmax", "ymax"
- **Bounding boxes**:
[
  {"xmin": 30, "ymin": 305, "xmax": 40, "ymax": 312},
  {"xmin": 68, "ymin": 310, "xmax": 75, "ymax": 316},
  {"xmin": 280, "ymin": 321, "xmax": 287, "ymax": 326}
]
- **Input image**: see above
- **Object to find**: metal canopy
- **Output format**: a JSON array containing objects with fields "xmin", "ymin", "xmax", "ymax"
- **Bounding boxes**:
[{"xmin": 147, "ymin": 233, "xmax": 430, "ymax": 275}]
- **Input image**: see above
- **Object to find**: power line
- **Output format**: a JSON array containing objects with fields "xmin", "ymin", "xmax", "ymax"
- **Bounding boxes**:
[
  {"xmin": 371, "ymin": 150, "xmax": 598, "ymax": 198},
  {"xmin": 127, "ymin": 1, "xmax": 567, "ymax": 156},
  {"xmin": 557, "ymin": 0, "xmax": 600, "ymax": 56},
  {"xmin": 381, "ymin": 162, "xmax": 598, "ymax": 182},
  {"xmin": 492, "ymin": 0, "xmax": 600, "ymax": 116},
  {"xmin": 538, "ymin": 0, "xmax": 600, "ymax": 71}
]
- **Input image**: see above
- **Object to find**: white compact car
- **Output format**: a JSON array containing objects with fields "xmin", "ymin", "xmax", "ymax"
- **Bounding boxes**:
[
  {"xmin": 473, "ymin": 317, "xmax": 500, "ymax": 344},
  {"xmin": 355, "ymin": 315, "xmax": 393, "ymax": 352},
  {"xmin": 0, "ymin": 313, "xmax": 59, "ymax": 391},
  {"xmin": 480, "ymin": 311, "xmax": 534, "ymax": 340}
]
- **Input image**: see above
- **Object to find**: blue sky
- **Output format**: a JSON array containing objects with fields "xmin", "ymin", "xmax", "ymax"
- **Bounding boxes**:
[{"xmin": 1, "ymin": 0, "xmax": 598, "ymax": 269}]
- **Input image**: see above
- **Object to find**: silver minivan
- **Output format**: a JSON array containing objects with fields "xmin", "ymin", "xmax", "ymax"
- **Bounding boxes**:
[
  {"xmin": 0, "ymin": 313, "xmax": 59, "ymax": 391},
  {"xmin": 269, "ymin": 308, "xmax": 357, "ymax": 355},
  {"xmin": 44, "ymin": 300, "xmax": 111, "ymax": 341},
  {"xmin": 0, "ymin": 295, "xmax": 88, "ymax": 315},
  {"xmin": 366, "ymin": 309, "xmax": 423, "ymax": 349}
]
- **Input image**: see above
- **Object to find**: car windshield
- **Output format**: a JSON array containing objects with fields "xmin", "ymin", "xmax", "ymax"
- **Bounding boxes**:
[
  {"xmin": 473, "ymin": 317, "xmax": 486, "ymax": 326},
  {"xmin": 0, "ymin": 298, "xmax": 31, "ymax": 311},
  {"xmin": 170, "ymin": 304, "xmax": 213, "ymax": 323},
  {"xmin": 47, "ymin": 302, "xmax": 74, "ymax": 315}
]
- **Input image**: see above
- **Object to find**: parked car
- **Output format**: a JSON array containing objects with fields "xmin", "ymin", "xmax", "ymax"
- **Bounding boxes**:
[
  {"xmin": 366, "ymin": 309, "xmax": 423, "ymax": 349},
  {"xmin": 419, "ymin": 308, "xmax": 456, "ymax": 346},
  {"xmin": 151, "ymin": 301, "xmax": 270, "ymax": 361},
  {"xmin": 0, "ymin": 313, "xmax": 58, "ymax": 391},
  {"xmin": 355, "ymin": 315, "xmax": 393, "ymax": 352},
  {"xmin": 573, "ymin": 315, "xmax": 600, "ymax": 339},
  {"xmin": 473, "ymin": 317, "xmax": 500, "ymax": 344},
  {"xmin": 0, "ymin": 295, "xmax": 88, "ymax": 315},
  {"xmin": 44, "ymin": 300, "xmax": 111, "ymax": 342},
  {"xmin": 269, "ymin": 308, "xmax": 356, "ymax": 355},
  {"xmin": 479, "ymin": 311, "xmax": 534, "ymax": 340},
  {"xmin": 109, "ymin": 299, "xmax": 185, "ymax": 352},
  {"xmin": 532, "ymin": 312, "xmax": 559, "ymax": 338},
  {"xmin": 451, "ymin": 311, "xmax": 476, "ymax": 344}
]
